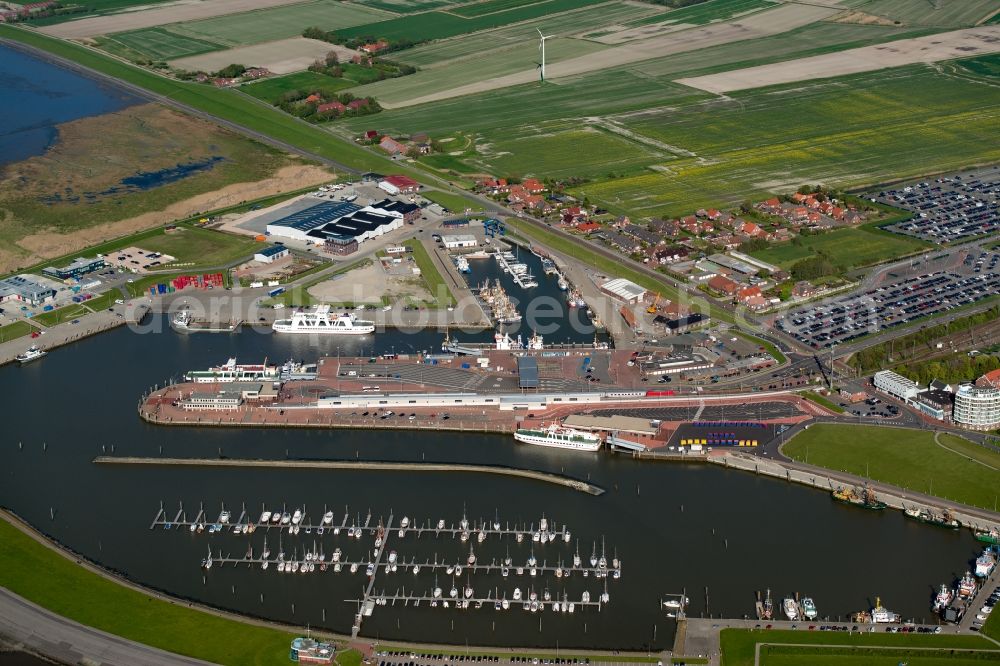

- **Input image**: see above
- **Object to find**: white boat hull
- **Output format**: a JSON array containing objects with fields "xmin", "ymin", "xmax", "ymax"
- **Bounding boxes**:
[
  {"xmin": 272, "ymin": 322, "xmax": 374, "ymax": 335},
  {"xmin": 513, "ymin": 432, "xmax": 602, "ymax": 452}
]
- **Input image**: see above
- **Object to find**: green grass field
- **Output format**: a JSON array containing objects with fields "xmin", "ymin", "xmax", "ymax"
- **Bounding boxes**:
[
  {"xmin": 101, "ymin": 27, "xmax": 224, "ymax": 60},
  {"xmin": 782, "ymin": 424, "xmax": 1000, "ymax": 510},
  {"xmin": 335, "ymin": 0, "xmax": 607, "ymax": 42},
  {"xmin": 837, "ymin": 0, "xmax": 999, "ymax": 27},
  {"xmin": 356, "ymin": 0, "xmax": 454, "ymax": 12},
  {"xmin": 480, "ymin": 127, "xmax": 664, "ymax": 180},
  {"xmin": 0, "ymin": 516, "xmax": 341, "ymax": 665},
  {"xmin": 404, "ymin": 239, "xmax": 455, "ymax": 307},
  {"xmin": 720, "ymin": 628, "xmax": 994, "ymax": 666},
  {"xmin": 760, "ymin": 645, "xmax": 1000, "ymax": 665},
  {"xmin": 800, "ymin": 391, "xmax": 845, "ymax": 414},
  {"xmin": 241, "ymin": 71, "xmax": 358, "ymax": 103},
  {"xmin": 81, "ymin": 290, "xmax": 121, "ymax": 312},
  {"xmin": 748, "ymin": 227, "xmax": 927, "ymax": 271},
  {"xmin": 168, "ymin": 1, "xmax": 391, "ymax": 46},
  {"xmin": 448, "ymin": 0, "xmax": 554, "ymax": 18},
  {"xmin": 421, "ymin": 189, "xmax": 485, "ymax": 213},
  {"xmin": 135, "ymin": 227, "xmax": 264, "ymax": 267},
  {"xmin": 953, "ymin": 53, "xmax": 1000, "ymax": 79},
  {"xmin": 0, "ymin": 320, "xmax": 39, "ymax": 343},
  {"xmin": 31, "ymin": 303, "xmax": 90, "ymax": 327}
]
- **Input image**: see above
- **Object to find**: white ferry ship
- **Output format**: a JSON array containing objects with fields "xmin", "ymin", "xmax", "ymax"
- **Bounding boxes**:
[
  {"xmin": 272, "ymin": 305, "xmax": 374, "ymax": 335},
  {"xmin": 514, "ymin": 424, "xmax": 602, "ymax": 451},
  {"xmin": 185, "ymin": 357, "xmax": 278, "ymax": 383}
]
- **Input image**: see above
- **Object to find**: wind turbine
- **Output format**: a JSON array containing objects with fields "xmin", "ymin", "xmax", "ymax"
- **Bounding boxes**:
[{"xmin": 536, "ymin": 28, "xmax": 554, "ymax": 82}]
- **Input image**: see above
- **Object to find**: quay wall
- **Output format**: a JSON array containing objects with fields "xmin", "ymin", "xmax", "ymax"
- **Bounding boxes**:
[{"xmin": 93, "ymin": 456, "xmax": 605, "ymax": 495}]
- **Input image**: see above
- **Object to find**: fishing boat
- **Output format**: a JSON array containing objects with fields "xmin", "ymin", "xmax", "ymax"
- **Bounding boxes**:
[
  {"xmin": 932, "ymin": 584, "xmax": 954, "ymax": 612},
  {"xmin": 782, "ymin": 598, "xmax": 798, "ymax": 621},
  {"xmin": 958, "ymin": 571, "xmax": 978, "ymax": 598},
  {"xmin": 15, "ymin": 346, "xmax": 46, "ymax": 364},
  {"xmin": 904, "ymin": 506, "xmax": 961, "ymax": 529},
  {"xmin": 762, "ymin": 590, "xmax": 774, "ymax": 620},
  {"xmin": 801, "ymin": 597, "xmax": 817, "ymax": 620},
  {"xmin": 272, "ymin": 305, "xmax": 374, "ymax": 335},
  {"xmin": 514, "ymin": 424, "xmax": 603, "ymax": 452},
  {"xmin": 832, "ymin": 485, "xmax": 887, "ymax": 510},
  {"xmin": 975, "ymin": 528, "xmax": 1000, "ymax": 546}
]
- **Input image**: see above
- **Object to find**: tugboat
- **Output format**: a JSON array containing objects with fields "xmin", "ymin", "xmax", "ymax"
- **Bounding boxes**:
[
  {"xmin": 932, "ymin": 584, "xmax": 954, "ymax": 613},
  {"xmin": 832, "ymin": 485, "xmax": 887, "ymax": 510}
]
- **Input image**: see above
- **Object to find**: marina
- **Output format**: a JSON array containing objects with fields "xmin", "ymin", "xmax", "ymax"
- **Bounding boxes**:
[{"xmin": 149, "ymin": 504, "xmax": 621, "ymax": 636}]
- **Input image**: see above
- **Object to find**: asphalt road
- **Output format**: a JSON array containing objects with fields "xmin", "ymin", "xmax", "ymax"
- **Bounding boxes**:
[{"xmin": 0, "ymin": 587, "xmax": 216, "ymax": 666}]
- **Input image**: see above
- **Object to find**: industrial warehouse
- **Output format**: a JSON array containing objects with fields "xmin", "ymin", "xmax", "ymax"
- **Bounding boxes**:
[{"xmin": 264, "ymin": 198, "xmax": 420, "ymax": 250}]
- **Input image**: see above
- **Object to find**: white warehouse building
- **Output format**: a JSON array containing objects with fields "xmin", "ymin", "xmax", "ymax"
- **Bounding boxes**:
[
  {"xmin": 441, "ymin": 234, "xmax": 478, "ymax": 249},
  {"xmin": 600, "ymin": 278, "xmax": 646, "ymax": 304},
  {"xmin": 953, "ymin": 384, "xmax": 1000, "ymax": 431},
  {"xmin": 873, "ymin": 370, "xmax": 920, "ymax": 402}
]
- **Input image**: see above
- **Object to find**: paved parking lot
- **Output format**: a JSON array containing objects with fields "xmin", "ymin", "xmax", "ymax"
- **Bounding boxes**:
[
  {"xmin": 872, "ymin": 166, "xmax": 1000, "ymax": 243},
  {"xmin": 775, "ymin": 259, "xmax": 1000, "ymax": 349}
]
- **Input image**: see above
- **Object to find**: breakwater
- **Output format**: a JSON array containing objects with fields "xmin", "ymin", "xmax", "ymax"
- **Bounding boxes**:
[{"xmin": 92, "ymin": 456, "xmax": 605, "ymax": 495}]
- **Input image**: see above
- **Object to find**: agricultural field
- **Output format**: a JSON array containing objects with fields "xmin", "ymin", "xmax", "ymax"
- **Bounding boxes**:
[
  {"xmin": 240, "ymin": 71, "xmax": 357, "ymax": 103},
  {"xmin": 782, "ymin": 424, "xmax": 1000, "ymax": 510},
  {"xmin": 355, "ymin": 0, "xmax": 455, "ymax": 12},
  {"xmin": 836, "ymin": 0, "xmax": 1000, "ymax": 27},
  {"xmin": 587, "ymin": 0, "xmax": 778, "ymax": 41},
  {"xmin": 98, "ymin": 27, "xmax": 224, "ymax": 61},
  {"xmin": 952, "ymin": 53, "xmax": 1000, "ymax": 79},
  {"xmin": 395, "ymin": 1, "xmax": 663, "ymax": 67},
  {"xmin": 448, "ymin": 0, "xmax": 556, "ymax": 19},
  {"xmin": 353, "ymin": 37, "xmax": 607, "ymax": 105},
  {"xmin": 748, "ymin": 227, "xmax": 927, "ymax": 271},
  {"xmin": 334, "ymin": 0, "xmax": 607, "ymax": 42},
  {"xmin": 573, "ymin": 64, "xmax": 1000, "ymax": 217},
  {"xmin": 22, "ymin": 0, "xmax": 175, "ymax": 25},
  {"xmin": 479, "ymin": 127, "xmax": 665, "ymax": 180},
  {"xmin": 166, "ymin": 1, "xmax": 392, "ymax": 47}
]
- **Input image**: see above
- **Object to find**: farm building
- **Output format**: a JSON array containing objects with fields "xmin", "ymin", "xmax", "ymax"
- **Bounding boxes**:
[
  {"xmin": 254, "ymin": 246, "xmax": 290, "ymax": 263},
  {"xmin": 600, "ymin": 278, "xmax": 646, "ymax": 304},
  {"xmin": 379, "ymin": 175, "xmax": 421, "ymax": 195}
]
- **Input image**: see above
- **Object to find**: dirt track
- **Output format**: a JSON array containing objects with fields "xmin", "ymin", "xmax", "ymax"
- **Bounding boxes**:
[
  {"xmin": 384, "ymin": 3, "xmax": 837, "ymax": 109},
  {"xmin": 39, "ymin": 0, "xmax": 310, "ymax": 38},
  {"xmin": 676, "ymin": 25, "xmax": 1000, "ymax": 93}
]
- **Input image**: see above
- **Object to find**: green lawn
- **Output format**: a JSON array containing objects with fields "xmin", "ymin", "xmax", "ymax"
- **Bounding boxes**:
[
  {"xmin": 0, "ymin": 320, "xmax": 39, "ymax": 343},
  {"xmin": 0, "ymin": 516, "xmax": 348, "ymax": 665},
  {"xmin": 404, "ymin": 239, "xmax": 455, "ymax": 308},
  {"xmin": 734, "ymin": 330, "xmax": 787, "ymax": 364},
  {"xmin": 748, "ymin": 227, "xmax": 928, "ymax": 271},
  {"xmin": 720, "ymin": 628, "xmax": 994, "ymax": 666},
  {"xmin": 240, "ymin": 71, "xmax": 357, "ymax": 103},
  {"xmin": 82, "ymin": 290, "xmax": 122, "ymax": 313},
  {"xmin": 134, "ymin": 227, "xmax": 264, "ymax": 268},
  {"xmin": 761, "ymin": 645, "xmax": 1000, "ymax": 665},
  {"xmin": 782, "ymin": 424, "xmax": 1000, "ymax": 510},
  {"xmin": 800, "ymin": 391, "xmax": 845, "ymax": 414},
  {"xmin": 422, "ymin": 189, "xmax": 485, "ymax": 213},
  {"xmin": 31, "ymin": 303, "xmax": 90, "ymax": 327}
]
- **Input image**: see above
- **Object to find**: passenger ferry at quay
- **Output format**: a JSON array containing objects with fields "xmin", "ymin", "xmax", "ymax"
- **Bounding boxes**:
[
  {"xmin": 514, "ymin": 424, "xmax": 603, "ymax": 451},
  {"xmin": 272, "ymin": 305, "xmax": 375, "ymax": 335}
]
